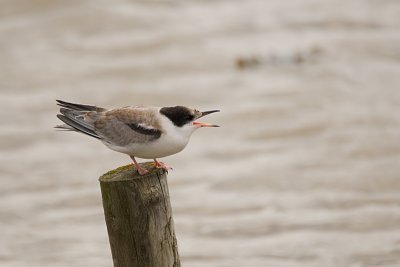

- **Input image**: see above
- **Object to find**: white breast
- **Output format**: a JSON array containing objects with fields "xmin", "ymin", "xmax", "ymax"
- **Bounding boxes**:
[{"xmin": 103, "ymin": 109, "xmax": 197, "ymax": 159}]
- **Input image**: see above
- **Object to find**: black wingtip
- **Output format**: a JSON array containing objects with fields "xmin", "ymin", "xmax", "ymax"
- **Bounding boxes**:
[
  {"xmin": 56, "ymin": 99, "xmax": 106, "ymax": 112},
  {"xmin": 56, "ymin": 99, "xmax": 68, "ymax": 106}
]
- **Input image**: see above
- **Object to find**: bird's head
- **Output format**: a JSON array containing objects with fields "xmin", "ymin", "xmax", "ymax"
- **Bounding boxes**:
[{"xmin": 160, "ymin": 106, "xmax": 219, "ymax": 136}]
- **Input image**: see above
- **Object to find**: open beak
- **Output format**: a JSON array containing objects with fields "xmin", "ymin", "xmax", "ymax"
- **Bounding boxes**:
[{"xmin": 193, "ymin": 110, "xmax": 220, "ymax": 127}]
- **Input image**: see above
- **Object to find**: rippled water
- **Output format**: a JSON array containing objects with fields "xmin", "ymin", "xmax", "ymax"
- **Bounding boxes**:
[{"xmin": 1, "ymin": 0, "xmax": 400, "ymax": 266}]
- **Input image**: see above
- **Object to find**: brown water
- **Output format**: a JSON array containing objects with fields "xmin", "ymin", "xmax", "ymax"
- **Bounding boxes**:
[{"xmin": 1, "ymin": 0, "xmax": 400, "ymax": 266}]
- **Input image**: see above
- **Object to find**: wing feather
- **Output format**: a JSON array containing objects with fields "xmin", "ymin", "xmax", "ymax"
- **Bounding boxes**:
[
  {"xmin": 56, "ymin": 99, "xmax": 106, "ymax": 112},
  {"xmin": 56, "ymin": 101, "xmax": 162, "ymax": 146},
  {"xmin": 93, "ymin": 108, "xmax": 163, "ymax": 145}
]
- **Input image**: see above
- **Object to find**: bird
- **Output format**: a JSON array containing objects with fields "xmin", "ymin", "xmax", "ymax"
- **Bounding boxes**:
[{"xmin": 55, "ymin": 100, "xmax": 219, "ymax": 175}]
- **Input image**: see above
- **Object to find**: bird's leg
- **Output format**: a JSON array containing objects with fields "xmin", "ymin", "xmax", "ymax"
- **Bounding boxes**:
[
  {"xmin": 130, "ymin": 156, "xmax": 148, "ymax": 175},
  {"xmin": 153, "ymin": 158, "xmax": 173, "ymax": 172}
]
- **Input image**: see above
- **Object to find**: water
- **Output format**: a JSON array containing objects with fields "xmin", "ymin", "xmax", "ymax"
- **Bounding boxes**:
[{"xmin": 1, "ymin": 0, "xmax": 400, "ymax": 266}]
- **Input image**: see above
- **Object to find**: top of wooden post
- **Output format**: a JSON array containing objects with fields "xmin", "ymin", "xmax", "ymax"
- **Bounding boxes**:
[{"xmin": 99, "ymin": 162, "xmax": 166, "ymax": 182}]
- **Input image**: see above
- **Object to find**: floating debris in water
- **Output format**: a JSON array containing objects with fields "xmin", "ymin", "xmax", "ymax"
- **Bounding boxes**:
[
  {"xmin": 235, "ymin": 56, "xmax": 261, "ymax": 69},
  {"xmin": 235, "ymin": 46, "xmax": 323, "ymax": 69}
]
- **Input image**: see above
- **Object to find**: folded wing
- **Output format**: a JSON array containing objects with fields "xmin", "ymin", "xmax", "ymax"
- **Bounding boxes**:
[{"xmin": 56, "ymin": 100, "xmax": 162, "ymax": 145}]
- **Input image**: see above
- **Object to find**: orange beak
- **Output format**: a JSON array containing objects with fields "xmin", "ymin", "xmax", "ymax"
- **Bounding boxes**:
[
  {"xmin": 193, "ymin": 110, "xmax": 220, "ymax": 127},
  {"xmin": 193, "ymin": 121, "xmax": 219, "ymax": 127}
]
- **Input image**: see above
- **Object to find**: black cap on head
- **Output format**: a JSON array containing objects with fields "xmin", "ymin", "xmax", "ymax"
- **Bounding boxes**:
[{"xmin": 160, "ymin": 106, "xmax": 195, "ymax": 127}]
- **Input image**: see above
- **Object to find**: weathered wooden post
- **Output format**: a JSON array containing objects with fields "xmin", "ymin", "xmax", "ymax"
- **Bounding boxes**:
[{"xmin": 99, "ymin": 162, "xmax": 180, "ymax": 267}]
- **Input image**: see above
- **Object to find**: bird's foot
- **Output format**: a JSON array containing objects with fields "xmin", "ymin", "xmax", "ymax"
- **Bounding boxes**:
[
  {"xmin": 153, "ymin": 159, "xmax": 173, "ymax": 173},
  {"xmin": 136, "ymin": 165, "xmax": 149, "ymax": 176},
  {"xmin": 130, "ymin": 155, "xmax": 148, "ymax": 176}
]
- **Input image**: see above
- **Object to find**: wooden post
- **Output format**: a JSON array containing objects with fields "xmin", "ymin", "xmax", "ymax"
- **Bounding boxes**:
[{"xmin": 99, "ymin": 163, "xmax": 180, "ymax": 267}]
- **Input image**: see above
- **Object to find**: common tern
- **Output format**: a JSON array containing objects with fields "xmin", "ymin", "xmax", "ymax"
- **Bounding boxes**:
[{"xmin": 55, "ymin": 100, "xmax": 219, "ymax": 175}]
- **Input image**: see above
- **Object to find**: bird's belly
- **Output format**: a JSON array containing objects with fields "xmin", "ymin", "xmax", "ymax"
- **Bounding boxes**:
[{"xmin": 103, "ymin": 136, "xmax": 188, "ymax": 159}]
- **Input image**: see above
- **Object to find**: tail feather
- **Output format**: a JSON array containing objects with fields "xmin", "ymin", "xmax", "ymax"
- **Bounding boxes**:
[
  {"xmin": 54, "ymin": 124, "xmax": 74, "ymax": 131},
  {"xmin": 56, "ymin": 100, "xmax": 102, "ymax": 139},
  {"xmin": 59, "ymin": 107, "xmax": 86, "ymax": 118},
  {"xmin": 57, "ymin": 114, "xmax": 100, "ymax": 139}
]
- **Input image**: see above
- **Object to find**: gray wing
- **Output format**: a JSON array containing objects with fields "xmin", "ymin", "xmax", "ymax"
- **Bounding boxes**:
[
  {"xmin": 56, "ymin": 100, "xmax": 162, "ymax": 145},
  {"xmin": 90, "ymin": 108, "xmax": 163, "ymax": 146}
]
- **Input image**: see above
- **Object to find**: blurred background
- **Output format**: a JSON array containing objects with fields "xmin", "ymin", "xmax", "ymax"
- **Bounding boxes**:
[{"xmin": 1, "ymin": 0, "xmax": 400, "ymax": 266}]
